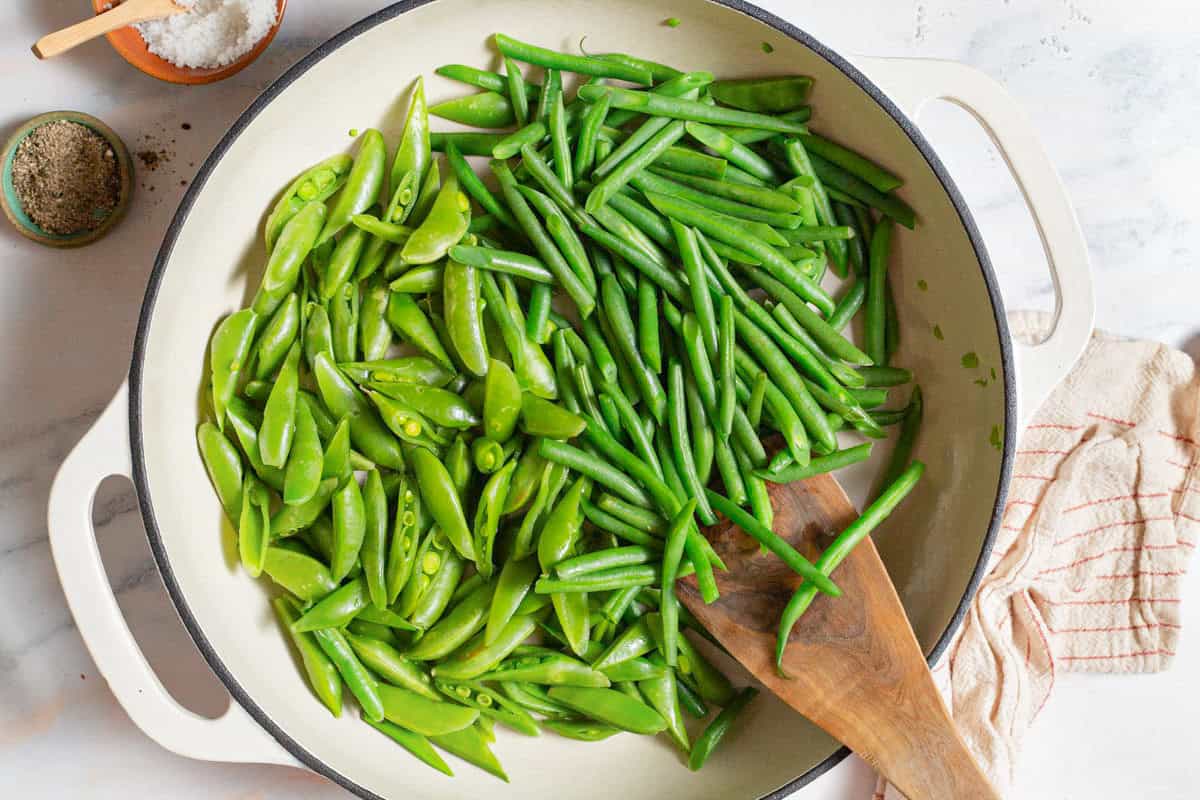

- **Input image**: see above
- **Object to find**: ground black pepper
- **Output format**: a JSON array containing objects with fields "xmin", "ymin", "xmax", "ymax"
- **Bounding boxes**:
[{"xmin": 12, "ymin": 120, "xmax": 121, "ymax": 235}]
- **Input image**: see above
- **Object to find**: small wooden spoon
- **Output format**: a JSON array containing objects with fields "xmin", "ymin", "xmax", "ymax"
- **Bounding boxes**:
[
  {"xmin": 684, "ymin": 474, "xmax": 1001, "ymax": 799},
  {"xmin": 33, "ymin": 0, "xmax": 186, "ymax": 60}
]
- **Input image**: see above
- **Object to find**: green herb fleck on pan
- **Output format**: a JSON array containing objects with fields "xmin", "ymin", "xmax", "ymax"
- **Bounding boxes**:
[
  {"xmin": 974, "ymin": 378, "xmax": 988, "ymax": 387},
  {"xmin": 989, "ymin": 424, "xmax": 1002, "ymax": 451},
  {"xmin": 961, "ymin": 351, "xmax": 979, "ymax": 369},
  {"xmin": 990, "ymin": 367, "xmax": 997, "ymax": 380},
  {"xmin": 664, "ymin": 17, "xmax": 681, "ymax": 27},
  {"xmin": 932, "ymin": 324, "xmax": 944, "ymax": 341},
  {"xmin": 916, "ymin": 279, "xmax": 928, "ymax": 291},
  {"xmin": 761, "ymin": 41, "xmax": 775, "ymax": 53}
]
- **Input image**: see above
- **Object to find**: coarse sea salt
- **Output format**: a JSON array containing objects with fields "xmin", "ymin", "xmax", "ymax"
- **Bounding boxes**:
[{"xmin": 134, "ymin": 0, "xmax": 277, "ymax": 70}]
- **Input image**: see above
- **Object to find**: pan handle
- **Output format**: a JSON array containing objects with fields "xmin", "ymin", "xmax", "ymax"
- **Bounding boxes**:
[
  {"xmin": 46, "ymin": 381, "xmax": 297, "ymax": 767},
  {"xmin": 854, "ymin": 57, "xmax": 1094, "ymax": 429}
]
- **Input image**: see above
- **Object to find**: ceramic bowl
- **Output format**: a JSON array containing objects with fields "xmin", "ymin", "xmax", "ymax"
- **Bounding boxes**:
[
  {"xmin": 1, "ymin": 110, "xmax": 133, "ymax": 247},
  {"xmin": 49, "ymin": 1, "xmax": 1093, "ymax": 798},
  {"xmin": 90, "ymin": 0, "xmax": 287, "ymax": 85}
]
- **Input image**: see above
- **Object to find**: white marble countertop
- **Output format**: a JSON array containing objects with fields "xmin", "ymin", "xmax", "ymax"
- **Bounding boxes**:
[{"xmin": 2, "ymin": 1, "xmax": 1197, "ymax": 797}]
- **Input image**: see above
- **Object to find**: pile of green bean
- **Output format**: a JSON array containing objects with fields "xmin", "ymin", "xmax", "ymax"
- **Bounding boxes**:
[{"xmin": 197, "ymin": 33, "xmax": 925, "ymax": 781}]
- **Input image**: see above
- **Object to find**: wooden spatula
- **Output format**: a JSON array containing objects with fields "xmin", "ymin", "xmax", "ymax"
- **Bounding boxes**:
[
  {"xmin": 681, "ymin": 473, "xmax": 1001, "ymax": 800},
  {"xmin": 33, "ymin": 0, "xmax": 186, "ymax": 60}
]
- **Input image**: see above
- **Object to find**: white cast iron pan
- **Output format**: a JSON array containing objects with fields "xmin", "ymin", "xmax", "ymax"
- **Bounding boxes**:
[{"xmin": 48, "ymin": 1, "xmax": 1093, "ymax": 798}]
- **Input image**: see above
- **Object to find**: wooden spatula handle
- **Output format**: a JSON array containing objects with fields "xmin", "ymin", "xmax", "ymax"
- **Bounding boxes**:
[
  {"xmin": 798, "ymin": 651, "xmax": 1001, "ymax": 800},
  {"xmin": 33, "ymin": 0, "xmax": 182, "ymax": 59}
]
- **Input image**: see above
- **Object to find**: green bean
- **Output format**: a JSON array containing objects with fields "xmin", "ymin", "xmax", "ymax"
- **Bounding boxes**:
[
  {"xmin": 573, "ymin": 92, "xmax": 611, "ymax": 180},
  {"xmin": 884, "ymin": 277, "xmax": 900, "ymax": 364},
  {"xmin": 521, "ymin": 187, "xmax": 596, "ymax": 294},
  {"xmin": 499, "ymin": 56, "xmax": 529, "ymax": 126},
  {"xmin": 495, "ymin": 33, "xmax": 653, "ymax": 84},
  {"xmin": 597, "ymin": 494, "xmax": 665, "ymax": 534},
  {"xmin": 579, "ymin": 222, "xmax": 686, "ymax": 303},
  {"xmin": 808, "ymin": 152, "xmax": 915, "ymax": 228},
  {"xmin": 705, "ymin": 489, "xmax": 839, "ymax": 596},
  {"xmin": 636, "ymin": 275, "xmax": 661, "ymax": 374},
  {"xmin": 747, "ymin": 370, "xmax": 768, "ymax": 428},
  {"xmin": 717, "ymin": 294, "xmax": 736, "ymax": 436},
  {"xmin": 437, "ymin": 63, "xmax": 526, "ymax": 95},
  {"xmin": 538, "ymin": 438, "xmax": 651, "ymax": 508},
  {"xmin": 606, "ymin": 190, "xmax": 676, "ymax": 256},
  {"xmin": 584, "ymin": 419, "xmax": 726, "ymax": 589},
  {"xmin": 514, "ymin": 144, "xmax": 593, "ymax": 229},
  {"xmin": 492, "ymin": 122, "xmax": 547, "ymax": 160},
  {"xmin": 573, "ymin": 365, "xmax": 607, "ymax": 435},
  {"xmin": 756, "ymin": 443, "xmax": 873, "ymax": 483},
  {"xmin": 600, "ymin": 382, "xmax": 660, "ymax": 475},
  {"xmin": 827, "ymin": 278, "xmax": 867, "ymax": 332},
  {"xmin": 592, "ymin": 73, "xmax": 709, "ymax": 174},
  {"xmin": 666, "ymin": 361, "xmax": 716, "ymax": 524},
  {"xmin": 444, "ymin": 143, "xmax": 518, "ymax": 233},
  {"xmin": 581, "ymin": 501, "xmax": 662, "ymax": 549},
  {"xmin": 590, "ymin": 203, "xmax": 672, "ymax": 273},
  {"xmin": 800, "ymin": 132, "xmax": 901, "ymax": 192},
  {"xmin": 549, "ymin": 91, "xmax": 573, "ymax": 190},
  {"xmin": 662, "ymin": 295, "xmax": 768, "ymax": 466},
  {"xmin": 857, "ymin": 365, "xmax": 912, "ymax": 387},
  {"xmin": 536, "ymin": 565, "xmax": 658, "ymax": 594},
  {"xmin": 866, "ymin": 218, "xmax": 893, "ymax": 366},
  {"xmin": 578, "ymin": 85, "xmax": 808, "ymax": 133},
  {"xmin": 491, "ymin": 160, "xmax": 595, "ymax": 317},
  {"xmin": 721, "ymin": 163, "xmax": 770, "ymax": 187},
  {"xmin": 718, "ymin": 107, "xmax": 812, "ymax": 144},
  {"xmin": 555, "ymin": 545, "xmax": 656, "ymax": 579},
  {"xmin": 597, "ymin": 52, "xmax": 682, "ymax": 83},
  {"xmin": 870, "ymin": 408, "xmax": 907, "ymax": 426},
  {"xmin": 587, "ymin": 120, "xmax": 687, "ymax": 214},
  {"xmin": 833, "ymin": 201, "xmax": 868, "ymax": 276},
  {"xmin": 683, "ymin": 357, "xmax": 714, "ymax": 486},
  {"xmin": 653, "ymin": 146, "xmax": 727, "ymax": 179},
  {"xmin": 777, "ymin": 461, "xmax": 925, "ymax": 669},
  {"xmin": 781, "ymin": 137, "xmax": 849, "ymax": 276},
  {"xmin": 659, "ymin": 499, "xmax": 698, "ymax": 667},
  {"xmin": 688, "ymin": 687, "xmax": 758, "ymax": 770},
  {"xmin": 600, "ymin": 275, "xmax": 667, "ymax": 423},
  {"xmin": 683, "ymin": 121, "xmax": 780, "ymax": 183},
  {"xmin": 878, "ymin": 384, "xmax": 922, "ymax": 492},
  {"xmin": 769, "ymin": 299, "xmax": 872, "ymax": 372},
  {"xmin": 672, "ymin": 221, "xmax": 718, "ymax": 358},
  {"xmin": 525, "ymin": 284, "xmax": 552, "ymax": 344},
  {"xmin": 646, "ymin": 191, "xmax": 834, "ymax": 315},
  {"xmin": 534, "ymin": 67, "xmax": 560, "ymax": 123}
]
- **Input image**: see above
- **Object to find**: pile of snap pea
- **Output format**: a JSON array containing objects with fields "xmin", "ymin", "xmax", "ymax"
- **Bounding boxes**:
[{"xmin": 197, "ymin": 33, "xmax": 926, "ymax": 781}]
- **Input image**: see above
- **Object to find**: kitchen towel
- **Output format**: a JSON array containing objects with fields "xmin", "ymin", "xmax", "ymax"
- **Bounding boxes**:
[{"xmin": 876, "ymin": 311, "xmax": 1200, "ymax": 800}]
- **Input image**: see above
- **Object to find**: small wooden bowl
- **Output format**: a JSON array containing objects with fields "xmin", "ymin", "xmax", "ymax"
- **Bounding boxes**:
[
  {"xmin": 90, "ymin": 0, "xmax": 287, "ymax": 85},
  {"xmin": 1, "ymin": 111, "xmax": 133, "ymax": 248}
]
